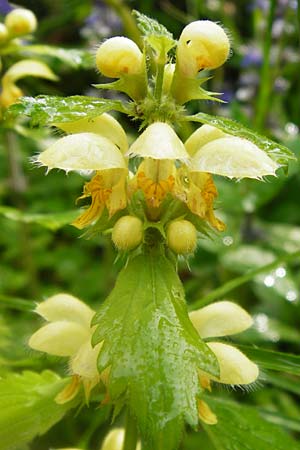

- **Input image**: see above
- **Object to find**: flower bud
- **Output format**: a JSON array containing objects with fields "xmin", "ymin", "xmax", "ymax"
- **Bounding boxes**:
[
  {"xmin": 112, "ymin": 216, "xmax": 143, "ymax": 251},
  {"xmin": 0, "ymin": 23, "xmax": 9, "ymax": 44},
  {"xmin": 167, "ymin": 219, "xmax": 197, "ymax": 254},
  {"xmin": 177, "ymin": 20, "xmax": 230, "ymax": 77},
  {"xmin": 96, "ymin": 37, "xmax": 143, "ymax": 78},
  {"xmin": 5, "ymin": 8, "xmax": 37, "ymax": 36}
]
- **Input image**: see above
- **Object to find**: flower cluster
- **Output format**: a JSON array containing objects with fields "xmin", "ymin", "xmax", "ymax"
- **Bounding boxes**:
[
  {"xmin": 34, "ymin": 19, "xmax": 279, "ymax": 256},
  {"xmin": 29, "ymin": 294, "xmax": 258, "ymax": 424}
]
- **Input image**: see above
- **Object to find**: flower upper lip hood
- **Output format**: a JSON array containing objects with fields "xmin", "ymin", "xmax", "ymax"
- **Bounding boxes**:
[{"xmin": 189, "ymin": 300, "xmax": 259, "ymax": 386}]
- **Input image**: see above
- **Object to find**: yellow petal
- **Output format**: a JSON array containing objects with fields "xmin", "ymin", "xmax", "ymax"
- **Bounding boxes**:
[
  {"xmin": 189, "ymin": 301, "xmax": 253, "ymax": 338},
  {"xmin": 37, "ymin": 133, "xmax": 126, "ymax": 172},
  {"xmin": 70, "ymin": 340, "xmax": 102, "ymax": 381},
  {"xmin": 2, "ymin": 60, "xmax": 58, "ymax": 84},
  {"xmin": 191, "ymin": 136, "xmax": 279, "ymax": 179},
  {"xmin": 198, "ymin": 400, "xmax": 218, "ymax": 425},
  {"xmin": 55, "ymin": 375, "xmax": 81, "ymax": 405},
  {"xmin": 72, "ymin": 191, "xmax": 105, "ymax": 229},
  {"xmin": 100, "ymin": 428, "xmax": 141, "ymax": 450},
  {"xmin": 185, "ymin": 124, "xmax": 226, "ymax": 156},
  {"xmin": 106, "ymin": 173, "xmax": 127, "ymax": 217},
  {"xmin": 207, "ymin": 342, "xmax": 259, "ymax": 385},
  {"xmin": 35, "ymin": 293, "xmax": 94, "ymax": 327},
  {"xmin": 54, "ymin": 113, "xmax": 128, "ymax": 154},
  {"xmin": 127, "ymin": 122, "xmax": 189, "ymax": 161},
  {"xmin": 29, "ymin": 321, "xmax": 90, "ymax": 356},
  {"xmin": 100, "ymin": 429, "xmax": 125, "ymax": 450}
]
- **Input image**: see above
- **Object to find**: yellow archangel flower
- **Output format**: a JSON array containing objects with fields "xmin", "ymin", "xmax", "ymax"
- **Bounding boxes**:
[
  {"xmin": 189, "ymin": 300, "xmax": 259, "ymax": 425},
  {"xmin": 29, "ymin": 294, "xmax": 108, "ymax": 403},
  {"xmin": 36, "ymin": 114, "xmax": 128, "ymax": 229}
]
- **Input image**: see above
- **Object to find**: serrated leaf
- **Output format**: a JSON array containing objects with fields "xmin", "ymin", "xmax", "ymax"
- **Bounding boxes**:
[
  {"xmin": 0, "ymin": 370, "xmax": 78, "ymax": 450},
  {"xmin": 184, "ymin": 112, "xmax": 295, "ymax": 166},
  {"xmin": 92, "ymin": 252, "xmax": 218, "ymax": 450},
  {"xmin": 0, "ymin": 206, "xmax": 78, "ymax": 230},
  {"xmin": 5, "ymin": 95, "xmax": 128, "ymax": 126},
  {"xmin": 203, "ymin": 396, "xmax": 300, "ymax": 450},
  {"xmin": 133, "ymin": 10, "xmax": 176, "ymax": 56},
  {"xmin": 21, "ymin": 45, "xmax": 94, "ymax": 69}
]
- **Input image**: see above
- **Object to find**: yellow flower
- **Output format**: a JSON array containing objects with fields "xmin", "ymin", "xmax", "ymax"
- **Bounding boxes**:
[
  {"xmin": 36, "ymin": 115, "xmax": 129, "ymax": 229},
  {"xmin": 127, "ymin": 122, "xmax": 188, "ymax": 213},
  {"xmin": 189, "ymin": 300, "xmax": 259, "ymax": 424},
  {"xmin": 29, "ymin": 294, "xmax": 107, "ymax": 403},
  {"xmin": 186, "ymin": 124, "xmax": 279, "ymax": 179}
]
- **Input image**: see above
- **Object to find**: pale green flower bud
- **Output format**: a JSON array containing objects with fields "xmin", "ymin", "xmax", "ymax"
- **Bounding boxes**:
[
  {"xmin": 167, "ymin": 219, "xmax": 197, "ymax": 254},
  {"xmin": 112, "ymin": 216, "xmax": 143, "ymax": 251},
  {"xmin": 177, "ymin": 20, "xmax": 230, "ymax": 77},
  {"xmin": 96, "ymin": 37, "xmax": 143, "ymax": 78},
  {"xmin": 5, "ymin": 8, "xmax": 37, "ymax": 36},
  {"xmin": 207, "ymin": 342, "xmax": 259, "ymax": 385},
  {"xmin": 189, "ymin": 301, "xmax": 253, "ymax": 338},
  {"xmin": 127, "ymin": 122, "xmax": 189, "ymax": 162},
  {"xmin": 191, "ymin": 136, "xmax": 279, "ymax": 179},
  {"xmin": 185, "ymin": 124, "xmax": 226, "ymax": 156},
  {"xmin": 36, "ymin": 133, "xmax": 127, "ymax": 172}
]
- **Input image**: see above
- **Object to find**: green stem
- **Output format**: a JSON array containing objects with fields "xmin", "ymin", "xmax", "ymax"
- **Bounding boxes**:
[
  {"xmin": 254, "ymin": 0, "xmax": 276, "ymax": 132},
  {"xmin": 154, "ymin": 62, "xmax": 165, "ymax": 103},
  {"xmin": 190, "ymin": 250, "xmax": 300, "ymax": 310},
  {"xmin": 122, "ymin": 410, "xmax": 138, "ymax": 450}
]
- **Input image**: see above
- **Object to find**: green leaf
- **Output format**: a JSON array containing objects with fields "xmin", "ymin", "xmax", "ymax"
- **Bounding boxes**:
[
  {"xmin": 21, "ymin": 45, "xmax": 94, "ymax": 69},
  {"xmin": 184, "ymin": 112, "xmax": 296, "ymax": 166},
  {"xmin": 92, "ymin": 252, "xmax": 219, "ymax": 450},
  {"xmin": 0, "ymin": 370, "xmax": 77, "ymax": 450},
  {"xmin": 203, "ymin": 396, "xmax": 300, "ymax": 450},
  {"xmin": 237, "ymin": 345, "xmax": 300, "ymax": 375},
  {"xmin": 5, "ymin": 95, "xmax": 127, "ymax": 126},
  {"xmin": 0, "ymin": 206, "xmax": 78, "ymax": 230},
  {"xmin": 133, "ymin": 10, "xmax": 176, "ymax": 57}
]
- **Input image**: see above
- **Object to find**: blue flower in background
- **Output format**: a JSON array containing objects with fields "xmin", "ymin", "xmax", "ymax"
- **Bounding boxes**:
[{"xmin": 0, "ymin": 0, "xmax": 13, "ymax": 15}]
